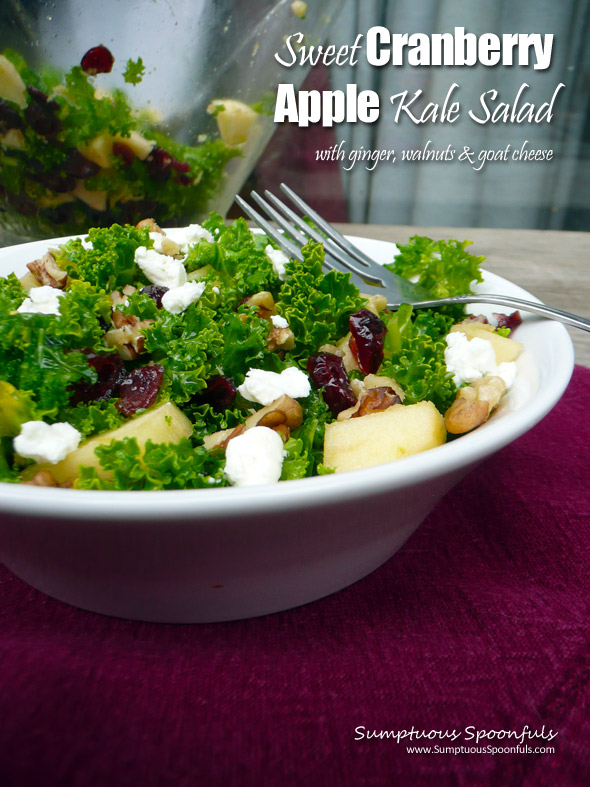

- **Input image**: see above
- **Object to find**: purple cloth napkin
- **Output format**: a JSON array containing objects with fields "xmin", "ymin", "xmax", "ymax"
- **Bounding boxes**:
[{"xmin": 1, "ymin": 366, "xmax": 589, "ymax": 787}]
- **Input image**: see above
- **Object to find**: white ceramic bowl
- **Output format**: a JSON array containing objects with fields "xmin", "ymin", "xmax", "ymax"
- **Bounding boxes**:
[{"xmin": 0, "ymin": 235, "xmax": 574, "ymax": 622}]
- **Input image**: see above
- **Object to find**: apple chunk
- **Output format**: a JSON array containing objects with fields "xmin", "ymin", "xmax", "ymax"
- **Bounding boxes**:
[
  {"xmin": 324, "ymin": 401, "xmax": 446, "ymax": 473},
  {"xmin": 26, "ymin": 402, "xmax": 192, "ymax": 484}
]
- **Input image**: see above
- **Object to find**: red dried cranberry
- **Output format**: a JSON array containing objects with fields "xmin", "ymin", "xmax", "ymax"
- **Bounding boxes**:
[
  {"xmin": 80, "ymin": 45, "xmax": 114, "ymax": 75},
  {"xmin": 144, "ymin": 146, "xmax": 173, "ymax": 182},
  {"xmin": 493, "ymin": 310, "xmax": 522, "ymax": 334},
  {"xmin": 0, "ymin": 99, "xmax": 23, "ymax": 131},
  {"xmin": 70, "ymin": 352, "xmax": 126, "ymax": 405},
  {"xmin": 198, "ymin": 375, "xmax": 237, "ymax": 412},
  {"xmin": 170, "ymin": 158, "xmax": 190, "ymax": 174},
  {"xmin": 116, "ymin": 364, "xmax": 164, "ymax": 416},
  {"xmin": 63, "ymin": 149, "xmax": 100, "ymax": 179},
  {"xmin": 307, "ymin": 352, "xmax": 357, "ymax": 416},
  {"xmin": 112, "ymin": 141, "xmax": 135, "ymax": 166},
  {"xmin": 348, "ymin": 308, "xmax": 387, "ymax": 375},
  {"xmin": 140, "ymin": 285, "xmax": 168, "ymax": 309},
  {"xmin": 24, "ymin": 86, "xmax": 62, "ymax": 136}
]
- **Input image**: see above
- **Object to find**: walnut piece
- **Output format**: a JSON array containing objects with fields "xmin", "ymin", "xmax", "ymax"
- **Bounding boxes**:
[
  {"xmin": 444, "ymin": 375, "xmax": 506, "ymax": 434},
  {"xmin": 204, "ymin": 395, "xmax": 303, "ymax": 451},
  {"xmin": 26, "ymin": 252, "xmax": 68, "ymax": 289},
  {"xmin": 105, "ymin": 313, "xmax": 153, "ymax": 360},
  {"xmin": 136, "ymin": 218, "xmax": 163, "ymax": 233}
]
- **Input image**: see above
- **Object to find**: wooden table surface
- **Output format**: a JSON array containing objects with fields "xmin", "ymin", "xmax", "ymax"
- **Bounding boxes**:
[{"xmin": 336, "ymin": 224, "xmax": 590, "ymax": 368}]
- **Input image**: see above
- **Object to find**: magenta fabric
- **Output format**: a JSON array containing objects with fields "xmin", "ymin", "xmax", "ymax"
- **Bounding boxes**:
[{"xmin": 1, "ymin": 366, "xmax": 589, "ymax": 787}]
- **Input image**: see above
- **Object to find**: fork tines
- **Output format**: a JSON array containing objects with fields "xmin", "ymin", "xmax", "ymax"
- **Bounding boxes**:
[{"xmin": 235, "ymin": 184, "xmax": 386, "ymax": 290}]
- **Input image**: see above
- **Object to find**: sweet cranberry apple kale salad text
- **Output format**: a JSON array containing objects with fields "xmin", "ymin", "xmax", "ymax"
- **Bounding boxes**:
[
  {"xmin": 0, "ymin": 217, "xmax": 523, "ymax": 489},
  {"xmin": 0, "ymin": 46, "xmax": 259, "ymax": 237}
]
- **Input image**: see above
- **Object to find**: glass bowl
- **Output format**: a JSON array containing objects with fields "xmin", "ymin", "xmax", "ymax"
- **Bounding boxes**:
[{"xmin": 0, "ymin": 0, "xmax": 341, "ymax": 240}]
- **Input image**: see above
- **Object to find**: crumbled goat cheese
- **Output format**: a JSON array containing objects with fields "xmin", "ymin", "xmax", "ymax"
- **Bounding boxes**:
[
  {"xmin": 212, "ymin": 286, "xmax": 220, "ymax": 294},
  {"xmin": 271, "ymin": 314, "xmax": 289, "ymax": 329},
  {"xmin": 135, "ymin": 246, "xmax": 187, "ymax": 289},
  {"xmin": 14, "ymin": 421, "xmax": 82, "ymax": 465},
  {"xmin": 238, "ymin": 367, "xmax": 311, "ymax": 405},
  {"xmin": 17, "ymin": 285, "xmax": 65, "ymax": 316},
  {"xmin": 265, "ymin": 244, "xmax": 289, "ymax": 280},
  {"xmin": 81, "ymin": 237, "xmax": 93, "ymax": 250},
  {"xmin": 172, "ymin": 223, "xmax": 214, "ymax": 250},
  {"xmin": 445, "ymin": 331, "xmax": 517, "ymax": 388},
  {"xmin": 224, "ymin": 426, "xmax": 285, "ymax": 486},
  {"xmin": 161, "ymin": 281, "xmax": 206, "ymax": 314},
  {"xmin": 149, "ymin": 232, "xmax": 166, "ymax": 253}
]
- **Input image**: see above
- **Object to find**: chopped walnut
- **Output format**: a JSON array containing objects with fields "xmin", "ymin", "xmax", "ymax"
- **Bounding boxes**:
[
  {"xmin": 351, "ymin": 387, "xmax": 401, "ymax": 418},
  {"xmin": 360, "ymin": 292, "xmax": 388, "ymax": 314},
  {"xmin": 444, "ymin": 375, "xmax": 506, "ymax": 434},
  {"xmin": 241, "ymin": 291, "xmax": 276, "ymax": 322},
  {"xmin": 105, "ymin": 313, "xmax": 153, "ymax": 360},
  {"xmin": 203, "ymin": 424, "xmax": 246, "ymax": 452},
  {"xmin": 266, "ymin": 325, "xmax": 295, "ymax": 352},
  {"xmin": 136, "ymin": 217, "xmax": 163, "ymax": 233},
  {"xmin": 26, "ymin": 252, "xmax": 68, "ymax": 289}
]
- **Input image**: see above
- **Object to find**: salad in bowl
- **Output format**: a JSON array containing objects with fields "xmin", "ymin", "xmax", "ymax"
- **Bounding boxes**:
[{"xmin": 0, "ymin": 215, "xmax": 525, "ymax": 491}]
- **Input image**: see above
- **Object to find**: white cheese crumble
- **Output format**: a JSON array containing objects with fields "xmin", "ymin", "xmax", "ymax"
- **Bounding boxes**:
[
  {"xmin": 14, "ymin": 421, "xmax": 82, "ymax": 465},
  {"xmin": 135, "ymin": 246, "xmax": 187, "ymax": 289},
  {"xmin": 161, "ymin": 281, "xmax": 206, "ymax": 314},
  {"xmin": 238, "ymin": 367, "xmax": 311, "ymax": 405},
  {"xmin": 81, "ymin": 237, "xmax": 93, "ymax": 250},
  {"xmin": 17, "ymin": 285, "xmax": 65, "ymax": 316},
  {"xmin": 265, "ymin": 244, "xmax": 289, "ymax": 281},
  {"xmin": 271, "ymin": 314, "xmax": 289, "ymax": 329},
  {"xmin": 224, "ymin": 426, "xmax": 285, "ymax": 486},
  {"xmin": 172, "ymin": 223, "xmax": 215, "ymax": 250},
  {"xmin": 445, "ymin": 331, "xmax": 516, "ymax": 388},
  {"xmin": 149, "ymin": 232, "xmax": 166, "ymax": 253}
]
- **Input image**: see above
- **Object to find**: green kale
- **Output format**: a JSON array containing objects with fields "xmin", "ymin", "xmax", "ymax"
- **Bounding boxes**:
[
  {"xmin": 57, "ymin": 223, "xmax": 149, "ymax": 290},
  {"xmin": 276, "ymin": 241, "xmax": 364, "ymax": 359},
  {"xmin": 387, "ymin": 236, "xmax": 484, "ymax": 298},
  {"xmin": 381, "ymin": 304, "xmax": 457, "ymax": 412},
  {"xmin": 281, "ymin": 390, "xmax": 332, "ymax": 479},
  {"xmin": 59, "ymin": 400, "xmax": 126, "ymax": 439},
  {"xmin": 76, "ymin": 437, "xmax": 228, "ymax": 490},
  {"xmin": 123, "ymin": 57, "xmax": 145, "ymax": 85}
]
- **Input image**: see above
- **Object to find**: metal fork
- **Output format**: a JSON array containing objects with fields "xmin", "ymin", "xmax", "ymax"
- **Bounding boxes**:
[{"xmin": 235, "ymin": 184, "xmax": 590, "ymax": 333}]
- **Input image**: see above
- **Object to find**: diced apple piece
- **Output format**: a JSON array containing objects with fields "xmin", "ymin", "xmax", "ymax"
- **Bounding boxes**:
[
  {"xmin": 324, "ymin": 401, "xmax": 446, "ymax": 473},
  {"xmin": 112, "ymin": 130, "xmax": 155, "ymax": 160},
  {"xmin": 73, "ymin": 181, "xmax": 108, "ymax": 211},
  {"xmin": 78, "ymin": 132, "xmax": 114, "ymax": 169},
  {"xmin": 25, "ymin": 402, "xmax": 193, "ymax": 484},
  {"xmin": 19, "ymin": 272, "xmax": 41, "ymax": 291},
  {"xmin": 207, "ymin": 99, "xmax": 258, "ymax": 146},
  {"xmin": 0, "ymin": 55, "xmax": 27, "ymax": 108},
  {"xmin": 450, "ymin": 323, "xmax": 522, "ymax": 364}
]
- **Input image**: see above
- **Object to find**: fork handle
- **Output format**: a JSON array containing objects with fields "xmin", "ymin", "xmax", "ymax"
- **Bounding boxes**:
[{"xmin": 402, "ymin": 294, "xmax": 590, "ymax": 333}]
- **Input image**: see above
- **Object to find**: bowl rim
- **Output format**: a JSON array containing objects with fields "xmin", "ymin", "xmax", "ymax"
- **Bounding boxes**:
[{"xmin": 0, "ymin": 233, "xmax": 575, "ymax": 521}]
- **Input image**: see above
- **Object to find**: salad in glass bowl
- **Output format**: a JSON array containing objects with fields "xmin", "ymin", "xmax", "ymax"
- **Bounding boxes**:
[{"xmin": 0, "ymin": 214, "xmax": 526, "ymax": 491}]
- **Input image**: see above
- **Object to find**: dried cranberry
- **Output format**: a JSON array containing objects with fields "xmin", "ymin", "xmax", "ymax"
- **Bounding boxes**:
[
  {"xmin": 70, "ymin": 352, "xmax": 126, "ymax": 405},
  {"xmin": 0, "ymin": 99, "xmax": 23, "ymax": 131},
  {"xmin": 116, "ymin": 364, "xmax": 164, "ymax": 416},
  {"xmin": 348, "ymin": 308, "xmax": 387, "ymax": 375},
  {"xmin": 307, "ymin": 353, "xmax": 357, "ymax": 416},
  {"xmin": 198, "ymin": 375, "xmax": 237, "ymax": 412},
  {"xmin": 493, "ymin": 310, "xmax": 522, "ymax": 334},
  {"xmin": 170, "ymin": 158, "xmax": 190, "ymax": 174},
  {"xmin": 63, "ymin": 149, "xmax": 100, "ymax": 179},
  {"xmin": 140, "ymin": 284, "xmax": 168, "ymax": 309},
  {"xmin": 112, "ymin": 141, "xmax": 135, "ymax": 166},
  {"xmin": 80, "ymin": 45, "xmax": 114, "ymax": 75},
  {"xmin": 24, "ymin": 86, "xmax": 62, "ymax": 136},
  {"xmin": 144, "ymin": 146, "xmax": 173, "ymax": 182}
]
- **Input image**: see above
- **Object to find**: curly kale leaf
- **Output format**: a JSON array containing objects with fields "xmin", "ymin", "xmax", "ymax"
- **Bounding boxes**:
[
  {"xmin": 281, "ymin": 390, "xmax": 332, "ymax": 480},
  {"xmin": 276, "ymin": 241, "xmax": 364, "ymax": 359},
  {"xmin": 381, "ymin": 304, "xmax": 456, "ymax": 412},
  {"xmin": 387, "ymin": 236, "xmax": 484, "ymax": 298},
  {"xmin": 76, "ymin": 437, "xmax": 228, "ymax": 490},
  {"xmin": 56, "ymin": 223, "xmax": 149, "ymax": 290},
  {"xmin": 142, "ymin": 304, "xmax": 224, "ymax": 403}
]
